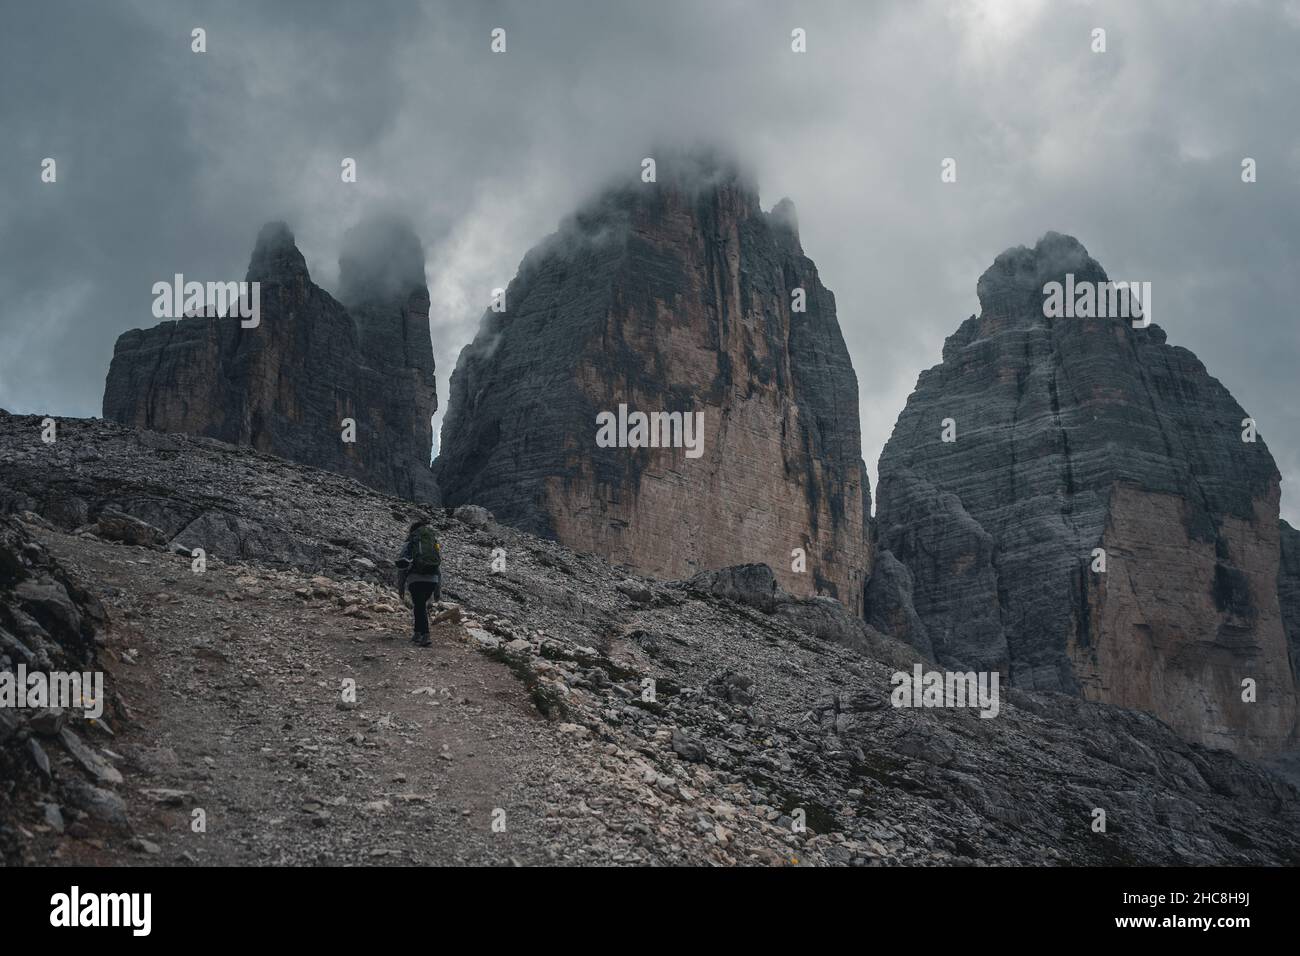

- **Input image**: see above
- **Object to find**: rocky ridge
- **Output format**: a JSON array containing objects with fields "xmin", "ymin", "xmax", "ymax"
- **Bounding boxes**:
[
  {"xmin": 0, "ymin": 511, "xmax": 126, "ymax": 847},
  {"xmin": 102, "ymin": 219, "xmax": 438, "ymax": 503},
  {"xmin": 2, "ymin": 412, "xmax": 1297, "ymax": 865}
]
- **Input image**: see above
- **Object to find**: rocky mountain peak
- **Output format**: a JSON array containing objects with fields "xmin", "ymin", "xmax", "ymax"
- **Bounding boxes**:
[
  {"xmin": 102, "ymin": 220, "xmax": 439, "ymax": 503},
  {"xmin": 562, "ymin": 148, "xmax": 761, "ymax": 239},
  {"xmin": 872, "ymin": 234, "xmax": 1298, "ymax": 756},
  {"xmin": 651, "ymin": 145, "xmax": 755, "ymax": 195},
  {"xmin": 247, "ymin": 220, "xmax": 309, "ymax": 282},
  {"xmin": 434, "ymin": 159, "xmax": 869, "ymax": 611},
  {"xmin": 974, "ymin": 232, "xmax": 1108, "ymax": 319},
  {"xmin": 768, "ymin": 197, "xmax": 800, "ymax": 246}
]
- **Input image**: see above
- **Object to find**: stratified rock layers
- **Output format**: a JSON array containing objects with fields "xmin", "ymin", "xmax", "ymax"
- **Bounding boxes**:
[
  {"xmin": 434, "ymin": 157, "xmax": 869, "ymax": 610},
  {"xmin": 1280, "ymin": 520, "xmax": 1300, "ymax": 685},
  {"xmin": 102, "ymin": 221, "xmax": 438, "ymax": 502},
  {"xmin": 873, "ymin": 232, "xmax": 1296, "ymax": 755}
]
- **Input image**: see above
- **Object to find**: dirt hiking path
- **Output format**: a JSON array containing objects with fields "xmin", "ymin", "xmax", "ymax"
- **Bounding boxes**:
[{"xmin": 36, "ymin": 530, "xmax": 600, "ymax": 866}]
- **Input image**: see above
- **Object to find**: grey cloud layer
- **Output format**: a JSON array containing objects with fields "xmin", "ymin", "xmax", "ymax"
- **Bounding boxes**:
[{"xmin": 1, "ymin": 0, "xmax": 1297, "ymax": 519}]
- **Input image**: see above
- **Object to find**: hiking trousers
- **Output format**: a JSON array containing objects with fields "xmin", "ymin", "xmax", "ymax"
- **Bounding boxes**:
[{"xmin": 408, "ymin": 580, "xmax": 440, "ymax": 636}]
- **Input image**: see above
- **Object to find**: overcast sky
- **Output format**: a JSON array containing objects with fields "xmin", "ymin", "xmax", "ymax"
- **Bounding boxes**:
[{"xmin": 2, "ymin": 0, "xmax": 1297, "ymax": 522}]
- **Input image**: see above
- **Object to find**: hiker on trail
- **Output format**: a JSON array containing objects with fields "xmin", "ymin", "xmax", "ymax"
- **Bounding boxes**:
[{"xmin": 396, "ymin": 520, "xmax": 442, "ymax": 647}]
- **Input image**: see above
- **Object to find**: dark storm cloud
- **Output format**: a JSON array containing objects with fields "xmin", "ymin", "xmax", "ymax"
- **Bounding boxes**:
[{"xmin": 1, "ymin": 0, "xmax": 1298, "ymax": 519}]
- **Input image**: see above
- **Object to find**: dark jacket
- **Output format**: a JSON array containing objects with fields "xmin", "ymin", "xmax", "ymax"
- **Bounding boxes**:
[{"xmin": 396, "ymin": 538, "xmax": 440, "ymax": 594}]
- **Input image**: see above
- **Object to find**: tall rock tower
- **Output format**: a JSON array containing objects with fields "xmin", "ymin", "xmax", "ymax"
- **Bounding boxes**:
[
  {"xmin": 102, "ymin": 219, "xmax": 439, "ymax": 502},
  {"xmin": 870, "ymin": 232, "xmax": 1297, "ymax": 755},
  {"xmin": 434, "ymin": 151, "xmax": 870, "ymax": 610}
]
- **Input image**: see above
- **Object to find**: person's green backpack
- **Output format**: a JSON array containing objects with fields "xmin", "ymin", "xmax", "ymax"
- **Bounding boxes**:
[{"xmin": 410, "ymin": 526, "xmax": 441, "ymax": 574}]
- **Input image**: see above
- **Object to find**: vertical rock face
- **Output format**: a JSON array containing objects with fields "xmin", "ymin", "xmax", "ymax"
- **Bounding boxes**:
[
  {"xmin": 102, "ymin": 220, "xmax": 438, "ymax": 502},
  {"xmin": 873, "ymin": 232, "xmax": 1297, "ymax": 756},
  {"xmin": 434, "ymin": 153, "xmax": 870, "ymax": 610},
  {"xmin": 1280, "ymin": 520, "xmax": 1300, "ymax": 685}
]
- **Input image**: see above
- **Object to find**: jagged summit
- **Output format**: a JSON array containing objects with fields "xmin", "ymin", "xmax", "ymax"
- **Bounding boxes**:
[
  {"xmin": 102, "ymin": 219, "xmax": 438, "ymax": 503},
  {"xmin": 545, "ymin": 147, "xmax": 759, "ymax": 242},
  {"xmin": 870, "ymin": 235, "xmax": 1298, "ymax": 756},
  {"xmin": 247, "ymin": 220, "xmax": 308, "ymax": 281},
  {"xmin": 768, "ymin": 196, "xmax": 800, "ymax": 244},
  {"xmin": 975, "ymin": 232, "xmax": 1108, "ymax": 316},
  {"xmin": 434, "ymin": 154, "xmax": 869, "ymax": 611}
]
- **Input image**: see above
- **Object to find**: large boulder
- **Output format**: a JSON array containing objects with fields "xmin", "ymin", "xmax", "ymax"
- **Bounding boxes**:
[{"xmin": 683, "ymin": 564, "xmax": 787, "ymax": 613}]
